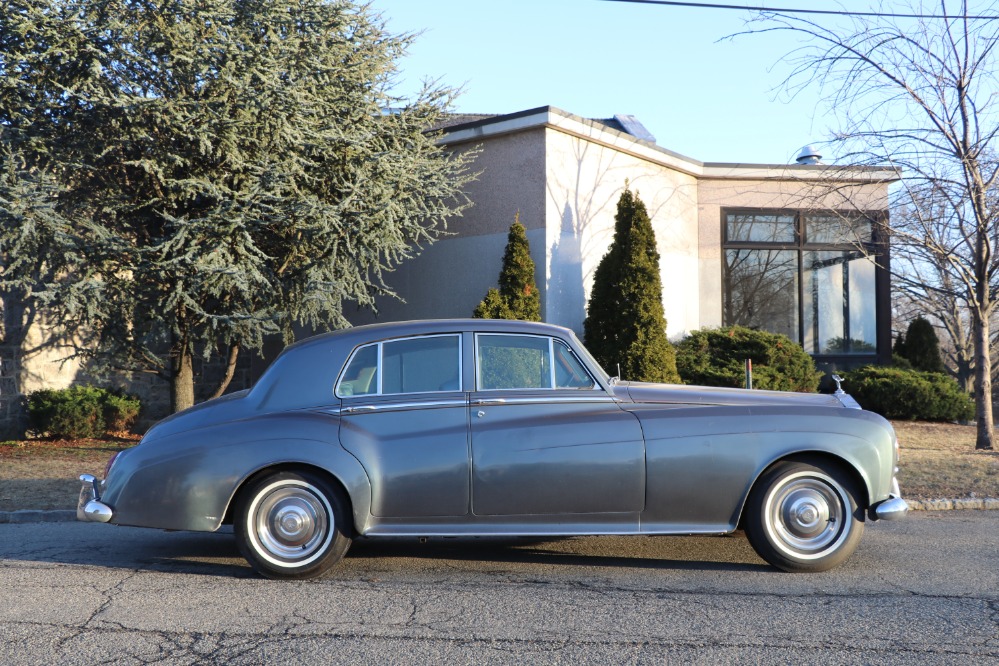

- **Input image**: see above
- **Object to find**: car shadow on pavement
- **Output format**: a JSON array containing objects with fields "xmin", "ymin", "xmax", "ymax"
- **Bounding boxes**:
[
  {"xmin": 342, "ymin": 534, "xmax": 771, "ymax": 574},
  {"xmin": 2, "ymin": 525, "xmax": 769, "ymax": 578}
]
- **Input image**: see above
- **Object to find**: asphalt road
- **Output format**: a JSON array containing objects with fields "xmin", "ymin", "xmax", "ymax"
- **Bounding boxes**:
[{"xmin": 1, "ymin": 511, "xmax": 997, "ymax": 665}]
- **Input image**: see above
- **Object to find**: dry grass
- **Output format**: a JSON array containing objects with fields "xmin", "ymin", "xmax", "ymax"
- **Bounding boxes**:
[
  {"xmin": 892, "ymin": 421, "xmax": 999, "ymax": 500},
  {"xmin": 0, "ymin": 436, "xmax": 137, "ymax": 512},
  {"xmin": 1, "ymin": 422, "xmax": 997, "ymax": 512}
]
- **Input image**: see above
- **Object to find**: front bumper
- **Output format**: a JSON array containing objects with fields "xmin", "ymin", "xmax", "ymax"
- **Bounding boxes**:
[
  {"xmin": 77, "ymin": 474, "xmax": 113, "ymax": 523},
  {"xmin": 870, "ymin": 477, "xmax": 908, "ymax": 521}
]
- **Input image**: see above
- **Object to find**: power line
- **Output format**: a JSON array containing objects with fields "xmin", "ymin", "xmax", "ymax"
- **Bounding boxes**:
[{"xmin": 599, "ymin": 0, "xmax": 999, "ymax": 19}]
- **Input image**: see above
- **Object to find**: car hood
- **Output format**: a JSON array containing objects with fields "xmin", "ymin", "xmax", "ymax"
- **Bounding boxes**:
[{"xmin": 621, "ymin": 382, "xmax": 844, "ymax": 408}]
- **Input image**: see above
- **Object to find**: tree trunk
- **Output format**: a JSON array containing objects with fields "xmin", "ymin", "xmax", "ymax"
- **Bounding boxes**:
[
  {"xmin": 208, "ymin": 344, "xmax": 240, "ymax": 400},
  {"xmin": 171, "ymin": 345, "xmax": 195, "ymax": 413},
  {"xmin": 974, "ymin": 310, "xmax": 995, "ymax": 450}
]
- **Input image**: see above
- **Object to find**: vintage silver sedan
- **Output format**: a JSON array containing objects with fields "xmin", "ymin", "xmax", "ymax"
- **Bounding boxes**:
[{"xmin": 78, "ymin": 319, "xmax": 907, "ymax": 578}]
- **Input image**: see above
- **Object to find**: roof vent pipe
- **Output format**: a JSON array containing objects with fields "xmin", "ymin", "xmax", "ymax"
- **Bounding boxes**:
[{"xmin": 796, "ymin": 145, "xmax": 823, "ymax": 165}]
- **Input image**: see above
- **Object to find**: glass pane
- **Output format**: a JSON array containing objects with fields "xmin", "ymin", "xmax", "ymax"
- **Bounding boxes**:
[
  {"xmin": 337, "ymin": 344, "xmax": 378, "ymax": 396},
  {"xmin": 805, "ymin": 214, "xmax": 873, "ymax": 245},
  {"xmin": 726, "ymin": 213, "xmax": 795, "ymax": 243},
  {"xmin": 477, "ymin": 335, "xmax": 552, "ymax": 390},
  {"xmin": 553, "ymin": 341, "xmax": 595, "ymax": 389},
  {"xmin": 803, "ymin": 251, "xmax": 877, "ymax": 354},
  {"xmin": 382, "ymin": 335, "xmax": 460, "ymax": 394},
  {"xmin": 724, "ymin": 249, "xmax": 799, "ymax": 341}
]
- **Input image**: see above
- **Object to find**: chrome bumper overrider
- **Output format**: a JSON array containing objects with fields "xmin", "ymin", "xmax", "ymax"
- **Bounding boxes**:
[
  {"xmin": 871, "ymin": 477, "xmax": 909, "ymax": 521},
  {"xmin": 77, "ymin": 474, "xmax": 113, "ymax": 523}
]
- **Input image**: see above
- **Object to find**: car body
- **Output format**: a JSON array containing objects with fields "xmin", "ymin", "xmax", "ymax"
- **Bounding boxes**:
[{"xmin": 79, "ymin": 319, "xmax": 907, "ymax": 578}]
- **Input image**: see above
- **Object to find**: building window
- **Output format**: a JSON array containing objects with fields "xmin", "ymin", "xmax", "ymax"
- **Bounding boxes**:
[{"xmin": 722, "ymin": 209, "xmax": 887, "ymax": 365}]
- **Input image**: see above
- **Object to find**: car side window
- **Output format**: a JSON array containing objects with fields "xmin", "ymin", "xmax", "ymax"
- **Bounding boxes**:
[
  {"xmin": 337, "ymin": 335, "xmax": 461, "ymax": 397},
  {"xmin": 476, "ymin": 334, "xmax": 553, "ymax": 390},
  {"xmin": 338, "ymin": 344, "xmax": 379, "ymax": 396},
  {"xmin": 553, "ymin": 340, "xmax": 596, "ymax": 389},
  {"xmin": 382, "ymin": 336, "xmax": 460, "ymax": 394}
]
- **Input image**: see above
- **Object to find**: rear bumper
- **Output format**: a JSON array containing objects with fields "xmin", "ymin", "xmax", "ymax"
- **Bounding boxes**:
[
  {"xmin": 870, "ymin": 477, "xmax": 908, "ymax": 521},
  {"xmin": 77, "ymin": 474, "xmax": 113, "ymax": 523}
]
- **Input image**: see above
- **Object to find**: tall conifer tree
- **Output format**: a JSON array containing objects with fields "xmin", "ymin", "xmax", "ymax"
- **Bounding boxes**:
[
  {"xmin": 584, "ymin": 188, "xmax": 680, "ymax": 383},
  {"xmin": 0, "ymin": 0, "xmax": 475, "ymax": 412},
  {"xmin": 473, "ymin": 214, "xmax": 541, "ymax": 321}
]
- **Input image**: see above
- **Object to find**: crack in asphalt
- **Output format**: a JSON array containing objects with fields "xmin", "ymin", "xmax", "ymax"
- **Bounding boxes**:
[
  {"xmin": 51, "ymin": 567, "xmax": 142, "ymax": 654},
  {"xmin": 5, "ymin": 618, "xmax": 997, "ymax": 663}
]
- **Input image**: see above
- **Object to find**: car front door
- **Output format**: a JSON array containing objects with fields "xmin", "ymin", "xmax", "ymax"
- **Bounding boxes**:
[{"xmin": 468, "ymin": 333, "xmax": 645, "ymax": 519}]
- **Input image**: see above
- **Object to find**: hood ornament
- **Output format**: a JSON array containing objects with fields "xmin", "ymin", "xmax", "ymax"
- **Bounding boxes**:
[{"xmin": 831, "ymin": 374, "xmax": 845, "ymax": 394}]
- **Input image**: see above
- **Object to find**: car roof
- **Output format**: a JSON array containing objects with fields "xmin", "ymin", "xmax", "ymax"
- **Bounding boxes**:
[{"xmin": 284, "ymin": 319, "xmax": 578, "ymax": 354}]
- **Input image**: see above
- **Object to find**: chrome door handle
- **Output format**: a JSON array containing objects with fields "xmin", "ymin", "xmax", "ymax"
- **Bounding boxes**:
[
  {"xmin": 342, "ymin": 405, "xmax": 376, "ymax": 414},
  {"xmin": 472, "ymin": 398, "xmax": 506, "ymax": 406}
]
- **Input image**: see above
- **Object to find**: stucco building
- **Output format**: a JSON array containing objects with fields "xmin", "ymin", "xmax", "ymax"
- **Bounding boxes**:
[{"xmin": 352, "ymin": 105, "xmax": 897, "ymax": 371}]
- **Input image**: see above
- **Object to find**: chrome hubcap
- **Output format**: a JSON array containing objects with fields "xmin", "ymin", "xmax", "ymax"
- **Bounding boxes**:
[
  {"xmin": 766, "ymin": 473, "xmax": 847, "ymax": 557},
  {"xmin": 251, "ymin": 482, "xmax": 331, "ymax": 564}
]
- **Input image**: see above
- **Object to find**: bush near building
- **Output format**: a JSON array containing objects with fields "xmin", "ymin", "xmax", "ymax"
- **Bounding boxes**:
[
  {"xmin": 27, "ymin": 386, "xmax": 142, "ymax": 439},
  {"xmin": 675, "ymin": 326, "xmax": 821, "ymax": 392},
  {"xmin": 843, "ymin": 366, "xmax": 974, "ymax": 422}
]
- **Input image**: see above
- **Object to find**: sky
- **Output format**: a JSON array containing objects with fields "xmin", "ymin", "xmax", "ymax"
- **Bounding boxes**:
[{"xmin": 367, "ymin": 0, "xmax": 892, "ymax": 165}]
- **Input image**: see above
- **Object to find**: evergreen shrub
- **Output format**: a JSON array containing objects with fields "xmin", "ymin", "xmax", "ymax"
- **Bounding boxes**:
[
  {"xmin": 896, "ymin": 316, "xmax": 945, "ymax": 373},
  {"xmin": 583, "ymin": 188, "xmax": 680, "ymax": 383},
  {"xmin": 844, "ymin": 366, "xmax": 974, "ymax": 421},
  {"xmin": 28, "ymin": 386, "xmax": 142, "ymax": 438},
  {"xmin": 473, "ymin": 215, "xmax": 541, "ymax": 321},
  {"xmin": 675, "ymin": 326, "xmax": 821, "ymax": 392}
]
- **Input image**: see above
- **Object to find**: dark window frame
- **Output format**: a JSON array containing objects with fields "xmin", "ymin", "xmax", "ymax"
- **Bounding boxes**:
[{"xmin": 721, "ymin": 208, "xmax": 891, "ymax": 369}]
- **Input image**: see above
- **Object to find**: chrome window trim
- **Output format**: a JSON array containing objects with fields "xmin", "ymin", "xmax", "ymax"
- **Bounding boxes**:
[
  {"xmin": 334, "ymin": 333, "xmax": 463, "ymax": 399},
  {"xmin": 473, "ymin": 332, "xmax": 601, "ymax": 392},
  {"xmin": 471, "ymin": 396, "xmax": 618, "ymax": 406},
  {"xmin": 344, "ymin": 399, "xmax": 467, "ymax": 414}
]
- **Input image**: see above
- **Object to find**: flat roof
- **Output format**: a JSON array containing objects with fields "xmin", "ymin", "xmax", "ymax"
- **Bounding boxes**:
[{"xmin": 437, "ymin": 105, "xmax": 899, "ymax": 183}]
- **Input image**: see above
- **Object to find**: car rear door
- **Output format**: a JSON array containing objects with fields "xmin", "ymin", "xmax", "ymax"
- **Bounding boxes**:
[{"xmin": 336, "ymin": 334, "xmax": 470, "ymax": 518}]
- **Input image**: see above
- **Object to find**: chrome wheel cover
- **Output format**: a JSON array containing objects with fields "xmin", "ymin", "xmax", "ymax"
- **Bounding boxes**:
[
  {"xmin": 763, "ymin": 471, "xmax": 850, "ymax": 560},
  {"xmin": 247, "ymin": 480, "xmax": 334, "ymax": 568}
]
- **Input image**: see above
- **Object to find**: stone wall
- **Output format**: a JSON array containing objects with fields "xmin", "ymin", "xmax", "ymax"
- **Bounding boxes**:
[{"xmin": 0, "ymin": 324, "xmax": 259, "ymax": 439}]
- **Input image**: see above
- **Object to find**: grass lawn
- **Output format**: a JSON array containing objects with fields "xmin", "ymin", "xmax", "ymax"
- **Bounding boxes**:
[
  {"xmin": 891, "ymin": 421, "xmax": 999, "ymax": 500},
  {"xmin": 2, "ymin": 422, "xmax": 998, "ymax": 512}
]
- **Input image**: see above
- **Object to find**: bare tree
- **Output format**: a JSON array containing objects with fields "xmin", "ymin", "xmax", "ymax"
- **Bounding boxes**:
[{"xmin": 747, "ymin": 1, "xmax": 999, "ymax": 449}]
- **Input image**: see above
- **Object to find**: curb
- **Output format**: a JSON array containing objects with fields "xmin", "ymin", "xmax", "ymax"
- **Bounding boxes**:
[
  {"xmin": 2, "ymin": 499, "xmax": 999, "ymax": 525},
  {"xmin": 0, "ymin": 510, "xmax": 77, "ymax": 524},
  {"xmin": 905, "ymin": 497, "xmax": 999, "ymax": 511}
]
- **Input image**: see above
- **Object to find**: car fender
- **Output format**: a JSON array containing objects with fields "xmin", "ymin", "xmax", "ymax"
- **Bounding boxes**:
[
  {"xmin": 628, "ymin": 404, "xmax": 894, "ymax": 531},
  {"xmin": 103, "ymin": 412, "xmax": 372, "ymax": 533}
]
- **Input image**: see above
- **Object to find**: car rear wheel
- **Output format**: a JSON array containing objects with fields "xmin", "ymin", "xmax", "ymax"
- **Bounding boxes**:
[
  {"xmin": 744, "ymin": 460, "xmax": 864, "ymax": 573},
  {"xmin": 234, "ymin": 470, "xmax": 352, "ymax": 579}
]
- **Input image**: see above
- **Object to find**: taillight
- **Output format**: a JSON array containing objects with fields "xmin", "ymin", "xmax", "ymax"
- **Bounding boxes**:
[{"xmin": 104, "ymin": 451, "xmax": 120, "ymax": 478}]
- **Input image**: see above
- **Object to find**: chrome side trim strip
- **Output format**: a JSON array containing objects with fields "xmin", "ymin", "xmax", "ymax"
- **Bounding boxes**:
[
  {"xmin": 340, "ymin": 399, "xmax": 468, "ymax": 414},
  {"xmin": 361, "ymin": 527, "xmax": 732, "ymax": 537},
  {"xmin": 471, "ymin": 396, "xmax": 618, "ymax": 406}
]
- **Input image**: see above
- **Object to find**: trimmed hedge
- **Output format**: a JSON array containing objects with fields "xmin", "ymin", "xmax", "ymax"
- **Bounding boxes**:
[
  {"xmin": 843, "ymin": 366, "xmax": 973, "ymax": 421},
  {"xmin": 27, "ymin": 386, "xmax": 142, "ymax": 439},
  {"xmin": 675, "ymin": 326, "xmax": 821, "ymax": 392}
]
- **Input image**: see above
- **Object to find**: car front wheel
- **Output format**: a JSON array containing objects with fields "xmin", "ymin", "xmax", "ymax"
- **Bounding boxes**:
[
  {"xmin": 234, "ymin": 470, "xmax": 352, "ymax": 579},
  {"xmin": 744, "ymin": 460, "xmax": 864, "ymax": 573}
]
